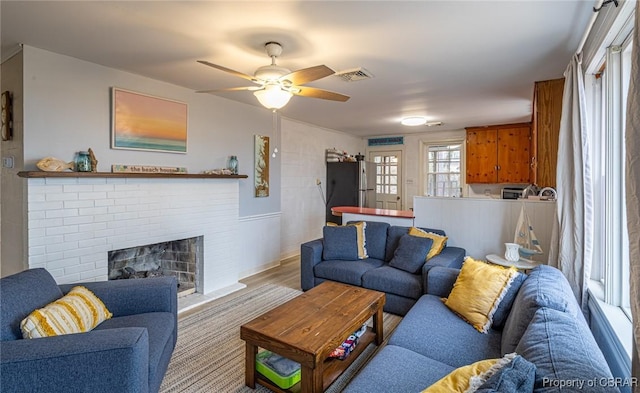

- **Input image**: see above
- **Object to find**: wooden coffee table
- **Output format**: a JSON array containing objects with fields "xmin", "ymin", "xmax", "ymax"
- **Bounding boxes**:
[{"xmin": 240, "ymin": 281, "xmax": 385, "ymax": 393}]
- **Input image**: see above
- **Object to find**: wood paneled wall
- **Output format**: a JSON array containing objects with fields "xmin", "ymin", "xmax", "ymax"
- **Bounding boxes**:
[{"xmin": 533, "ymin": 78, "xmax": 564, "ymax": 188}]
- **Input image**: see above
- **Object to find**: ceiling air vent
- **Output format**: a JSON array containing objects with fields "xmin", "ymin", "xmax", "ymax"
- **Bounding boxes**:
[{"xmin": 334, "ymin": 67, "xmax": 374, "ymax": 82}]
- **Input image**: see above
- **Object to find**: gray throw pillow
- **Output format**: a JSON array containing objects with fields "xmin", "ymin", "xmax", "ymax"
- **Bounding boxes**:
[
  {"xmin": 388, "ymin": 234, "xmax": 433, "ymax": 274},
  {"xmin": 475, "ymin": 354, "xmax": 536, "ymax": 392},
  {"xmin": 322, "ymin": 225, "xmax": 358, "ymax": 261},
  {"xmin": 492, "ymin": 271, "xmax": 527, "ymax": 329}
]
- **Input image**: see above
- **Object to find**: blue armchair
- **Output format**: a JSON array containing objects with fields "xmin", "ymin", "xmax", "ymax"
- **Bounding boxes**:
[{"xmin": 0, "ymin": 268, "xmax": 177, "ymax": 393}]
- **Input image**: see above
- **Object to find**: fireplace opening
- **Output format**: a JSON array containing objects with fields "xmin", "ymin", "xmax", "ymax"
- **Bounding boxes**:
[{"xmin": 107, "ymin": 237, "xmax": 202, "ymax": 296}]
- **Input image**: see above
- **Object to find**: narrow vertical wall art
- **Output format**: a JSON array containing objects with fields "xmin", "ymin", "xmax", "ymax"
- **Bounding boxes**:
[{"xmin": 254, "ymin": 134, "xmax": 270, "ymax": 197}]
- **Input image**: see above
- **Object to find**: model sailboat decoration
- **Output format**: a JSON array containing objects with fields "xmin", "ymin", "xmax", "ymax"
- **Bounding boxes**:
[{"xmin": 514, "ymin": 204, "xmax": 543, "ymax": 260}]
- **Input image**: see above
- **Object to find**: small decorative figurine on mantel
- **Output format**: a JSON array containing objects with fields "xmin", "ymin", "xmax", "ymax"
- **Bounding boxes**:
[
  {"xmin": 36, "ymin": 157, "xmax": 75, "ymax": 172},
  {"xmin": 88, "ymin": 148, "xmax": 98, "ymax": 172}
]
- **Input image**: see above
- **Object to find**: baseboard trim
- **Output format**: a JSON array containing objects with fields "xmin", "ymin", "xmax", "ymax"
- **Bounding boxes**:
[{"xmin": 178, "ymin": 282, "xmax": 247, "ymax": 315}]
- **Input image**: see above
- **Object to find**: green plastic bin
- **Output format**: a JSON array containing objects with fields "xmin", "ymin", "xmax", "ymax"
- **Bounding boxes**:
[{"xmin": 256, "ymin": 350, "xmax": 301, "ymax": 389}]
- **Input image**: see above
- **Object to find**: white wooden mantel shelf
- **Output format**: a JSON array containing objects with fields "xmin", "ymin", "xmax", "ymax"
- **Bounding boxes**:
[{"xmin": 18, "ymin": 171, "xmax": 248, "ymax": 179}]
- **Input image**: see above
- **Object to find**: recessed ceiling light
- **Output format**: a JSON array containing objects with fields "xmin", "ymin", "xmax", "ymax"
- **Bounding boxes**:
[{"xmin": 401, "ymin": 116, "xmax": 427, "ymax": 126}]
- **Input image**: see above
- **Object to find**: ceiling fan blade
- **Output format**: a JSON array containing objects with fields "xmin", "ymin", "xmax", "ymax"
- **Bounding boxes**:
[
  {"xmin": 196, "ymin": 86, "xmax": 260, "ymax": 93},
  {"xmin": 197, "ymin": 60, "xmax": 257, "ymax": 83},
  {"xmin": 292, "ymin": 86, "xmax": 350, "ymax": 102},
  {"xmin": 281, "ymin": 65, "xmax": 335, "ymax": 85}
]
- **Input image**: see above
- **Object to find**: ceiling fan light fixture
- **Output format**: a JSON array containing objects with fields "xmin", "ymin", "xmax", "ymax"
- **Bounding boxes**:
[
  {"xmin": 401, "ymin": 116, "xmax": 427, "ymax": 126},
  {"xmin": 254, "ymin": 85, "xmax": 293, "ymax": 110}
]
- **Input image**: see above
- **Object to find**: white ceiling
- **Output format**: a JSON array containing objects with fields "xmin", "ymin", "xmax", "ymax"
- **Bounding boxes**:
[{"xmin": 1, "ymin": 1, "xmax": 595, "ymax": 137}]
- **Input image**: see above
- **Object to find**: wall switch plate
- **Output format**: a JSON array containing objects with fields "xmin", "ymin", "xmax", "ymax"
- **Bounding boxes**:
[{"xmin": 2, "ymin": 156, "xmax": 14, "ymax": 168}]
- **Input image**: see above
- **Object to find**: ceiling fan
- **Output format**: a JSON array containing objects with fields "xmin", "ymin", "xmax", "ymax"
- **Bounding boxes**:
[{"xmin": 196, "ymin": 42, "xmax": 350, "ymax": 110}]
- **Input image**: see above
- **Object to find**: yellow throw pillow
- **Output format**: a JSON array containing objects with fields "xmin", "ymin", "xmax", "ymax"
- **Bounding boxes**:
[
  {"xmin": 422, "ymin": 353, "xmax": 516, "ymax": 393},
  {"xmin": 409, "ymin": 227, "xmax": 448, "ymax": 260},
  {"xmin": 348, "ymin": 221, "xmax": 368, "ymax": 259},
  {"xmin": 444, "ymin": 257, "xmax": 517, "ymax": 333},
  {"xmin": 21, "ymin": 286, "xmax": 112, "ymax": 339}
]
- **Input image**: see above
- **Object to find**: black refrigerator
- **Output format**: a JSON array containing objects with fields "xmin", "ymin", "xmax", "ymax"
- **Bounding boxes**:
[{"xmin": 326, "ymin": 161, "xmax": 377, "ymax": 224}]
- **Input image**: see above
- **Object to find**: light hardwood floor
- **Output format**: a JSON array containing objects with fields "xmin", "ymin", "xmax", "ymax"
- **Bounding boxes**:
[
  {"xmin": 239, "ymin": 255, "xmax": 301, "ymax": 292},
  {"xmin": 179, "ymin": 256, "xmax": 301, "ymax": 318}
]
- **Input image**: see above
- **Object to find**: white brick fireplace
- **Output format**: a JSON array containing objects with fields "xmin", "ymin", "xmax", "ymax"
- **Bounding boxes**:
[{"xmin": 25, "ymin": 176, "xmax": 243, "ymax": 296}]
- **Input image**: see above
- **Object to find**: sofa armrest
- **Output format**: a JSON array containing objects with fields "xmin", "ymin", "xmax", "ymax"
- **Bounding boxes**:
[
  {"xmin": 425, "ymin": 246, "xmax": 466, "ymax": 270},
  {"xmin": 421, "ymin": 246, "xmax": 465, "ymax": 292},
  {"xmin": 300, "ymin": 238, "xmax": 324, "ymax": 291},
  {"xmin": 424, "ymin": 266, "xmax": 460, "ymax": 297},
  {"xmin": 59, "ymin": 276, "xmax": 177, "ymax": 319},
  {"xmin": 0, "ymin": 327, "xmax": 149, "ymax": 393}
]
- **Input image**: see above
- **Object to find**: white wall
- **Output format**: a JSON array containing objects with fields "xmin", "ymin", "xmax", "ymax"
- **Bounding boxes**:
[
  {"xmin": 2, "ymin": 45, "xmax": 367, "ymax": 278},
  {"xmin": 414, "ymin": 197, "xmax": 556, "ymax": 264},
  {"xmin": 21, "ymin": 46, "xmax": 278, "ymax": 218},
  {"xmin": 25, "ymin": 177, "xmax": 242, "ymax": 296},
  {"xmin": 365, "ymin": 129, "xmax": 466, "ymax": 211},
  {"xmin": 280, "ymin": 118, "xmax": 364, "ymax": 259},
  {"xmin": 238, "ymin": 212, "xmax": 281, "ymax": 278},
  {"xmin": 0, "ymin": 51, "xmax": 26, "ymax": 276}
]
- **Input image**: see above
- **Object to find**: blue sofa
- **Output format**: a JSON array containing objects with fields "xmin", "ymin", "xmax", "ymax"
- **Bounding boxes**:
[
  {"xmin": 0, "ymin": 268, "xmax": 177, "ymax": 393},
  {"xmin": 344, "ymin": 265, "xmax": 619, "ymax": 392},
  {"xmin": 300, "ymin": 221, "xmax": 466, "ymax": 315}
]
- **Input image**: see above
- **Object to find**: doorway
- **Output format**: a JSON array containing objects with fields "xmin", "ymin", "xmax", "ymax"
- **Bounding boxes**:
[{"xmin": 368, "ymin": 150, "xmax": 403, "ymax": 210}]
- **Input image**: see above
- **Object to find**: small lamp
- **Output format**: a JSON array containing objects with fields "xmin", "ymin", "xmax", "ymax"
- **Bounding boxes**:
[{"xmin": 254, "ymin": 85, "xmax": 293, "ymax": 110}]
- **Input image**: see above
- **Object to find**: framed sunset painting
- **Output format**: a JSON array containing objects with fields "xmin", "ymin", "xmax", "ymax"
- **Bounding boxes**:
[{"xmin": 111, "ymin": 88, "xmax": 187, "ymax": 153}]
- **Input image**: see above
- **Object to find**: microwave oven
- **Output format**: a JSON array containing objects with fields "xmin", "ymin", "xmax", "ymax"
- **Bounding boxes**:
[{"xmin": 501, "ymin": 187, "xmax": 524, "ymax": 199}]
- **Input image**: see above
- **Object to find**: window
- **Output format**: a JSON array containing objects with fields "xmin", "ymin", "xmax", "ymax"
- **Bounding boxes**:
[
  {"xmin": 588, "ymin": 30, "xmax": 633, "ymax": 319},
  {"xmin": 373, "ymin": 154, "xmax": 398, "ymax": 195},
  {"xmin": 423, "ymin": 142, "xmax": 463, "ymax": 197}
]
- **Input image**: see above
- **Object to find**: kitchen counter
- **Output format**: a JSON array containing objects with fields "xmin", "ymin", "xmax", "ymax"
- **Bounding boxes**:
[{"xmin": 331, "ymin": 206, "xmax": 415, "ymax": 226}]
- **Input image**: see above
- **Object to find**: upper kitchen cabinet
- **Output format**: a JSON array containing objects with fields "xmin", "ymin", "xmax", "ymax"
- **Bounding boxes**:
[
  {"xmin": 466, "ymin": 123, "xmax": 532, "ymax": 184},
  {"xmin": 531, "ymin": 78, "xmax": 564, "ymax": 188}
]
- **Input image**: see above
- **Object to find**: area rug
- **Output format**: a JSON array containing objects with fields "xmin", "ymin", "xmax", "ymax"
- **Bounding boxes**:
[{"xmin": 160, "ymin": 284, "xmax": 402, "ymax": 393}]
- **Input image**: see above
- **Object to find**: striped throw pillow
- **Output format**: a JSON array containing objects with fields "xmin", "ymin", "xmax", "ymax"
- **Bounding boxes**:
[{"xmin": 21, "ymin": 286, "xmax": 112, "ymax": 339}]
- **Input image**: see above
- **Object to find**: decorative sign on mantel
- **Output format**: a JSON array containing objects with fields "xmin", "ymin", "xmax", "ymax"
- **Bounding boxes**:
[{"xmin": 112, "ymin": 164, "xmax": 187, "ymax": 174}]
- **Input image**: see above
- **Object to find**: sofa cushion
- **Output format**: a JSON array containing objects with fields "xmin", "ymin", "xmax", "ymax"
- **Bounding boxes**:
[
  {"xmin": 343, "ymin": 345, "xmax": 455, "ymax": 393},
  {"xmin": 322, "ymin": 225, "xmax": 360, "ymax": 260},
  {"xmin": 389, "ymin": 234, "xmax": 433, "ymax": 274},
  {"xmin": 362, "ymin": 265, "xmax": 423, "ymax": 299},
  {"xmin": 388, "ymin": 294, "xmax": 502, "ymax": 368},
  {"xmin": 444, "ymin": 257, "xmax": 519, "ymax": 333},
  {"xmin": 515, "ymin": 307, "xmax": 615, "ymax": 393},
  {"xmin": 422, "ymin": 352, "xmax": 519, "ymax": 393},
  {"xmin": 21, "ymin": 286, "xmax": 113, "ymax": 338},
  {"xmin": 95, "ymin": 311, "xmax": 175, "ymax": 389},
  {"xmin": 384, "ymin": 292, "xmax": 420, "ymax": 316},
  {"xmin": 476, "ymin": 354, "xmax": 536, "ymax": 393},
  {"xmin": 0, "ymin": 268, "xmax": 64, "ymax": 341},
  {"xmin": 314, "ymin": 259, "xmax": 385, "ymax": 287},
  {"xmin": 348, "ymin": 220, "xmax": 389, "ymax": 260},
  {"xmin": 409, "ymin": 227, "xmax": 448, "ymax": 260},
  {"xmin": 501, "ymin": 265, "xmax": 579, "ymax": 353}
]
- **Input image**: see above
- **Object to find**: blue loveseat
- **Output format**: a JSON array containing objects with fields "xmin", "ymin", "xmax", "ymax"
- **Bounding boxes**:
[
  {"xmin": 300, "ymin": 221, "xmax": 466, "ymax": 315},
  {"xmin": 344, "ymin": 264, "xmax": 619, "ymax": 392},
  {"xmin": 0, "ymin": 268, "xmax": 177, "ymax": 393}
]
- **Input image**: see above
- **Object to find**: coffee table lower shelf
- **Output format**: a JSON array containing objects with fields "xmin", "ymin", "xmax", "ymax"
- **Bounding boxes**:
[{"xmin": 255, "ymin": 329, "xmax": 377, "ymax": 393}]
